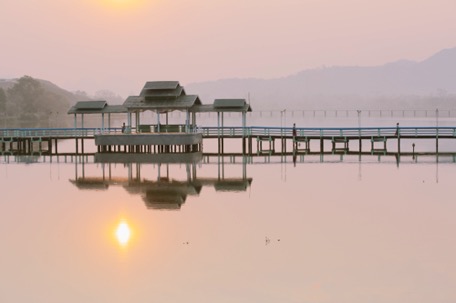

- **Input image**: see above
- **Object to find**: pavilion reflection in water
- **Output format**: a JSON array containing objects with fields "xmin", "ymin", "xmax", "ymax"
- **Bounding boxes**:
[{"xmin": 70, "ymin": 152, "xmax": 252, "ymax": 210}]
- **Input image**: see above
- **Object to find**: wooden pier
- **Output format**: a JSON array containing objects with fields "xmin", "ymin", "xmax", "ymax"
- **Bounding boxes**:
[
  {"xmin": 201, "ymin": 125, "xmax": 455, "ymax": 154},
  {"xmin": 1, "ymin": 125, "xmax": 456, "ymax": 156}
]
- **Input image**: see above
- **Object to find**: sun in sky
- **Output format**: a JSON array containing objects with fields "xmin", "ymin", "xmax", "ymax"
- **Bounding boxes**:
[{"xmin": 98, "ymin": 0, "xmax": 148, "ymax": 10}]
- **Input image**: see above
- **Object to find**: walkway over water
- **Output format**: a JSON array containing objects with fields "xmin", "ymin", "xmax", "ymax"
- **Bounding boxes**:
[
  {"xmin": 1, "ymin": 125, "xmax": 455, "ymax": 138},
  {"xmin": 1, "ymin": 125, "xmax": 455, "ymax": 154}
]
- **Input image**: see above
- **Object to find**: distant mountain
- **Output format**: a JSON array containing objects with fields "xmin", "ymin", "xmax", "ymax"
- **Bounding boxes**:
[
  {"xmin": 0, "ymin": 76, "xmax": 94, "ymax": 127},
  {"xmin": 187, "ymin": 47, "xmax": 456, "ymax": 109},
  {"xmin": 0, "ymin": 77, "xmax": 88, "ymax": 104}
]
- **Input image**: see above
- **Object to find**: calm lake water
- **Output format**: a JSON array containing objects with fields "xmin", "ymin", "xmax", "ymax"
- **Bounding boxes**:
[{"xmin": 1, "ymin": 116, "xmax": 456, "ymax": 303}]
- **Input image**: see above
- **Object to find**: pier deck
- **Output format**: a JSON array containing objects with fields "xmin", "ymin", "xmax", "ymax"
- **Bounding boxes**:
[{"xmin": 1, "ymin": 125, "xmax": 455, "ymax": 154}]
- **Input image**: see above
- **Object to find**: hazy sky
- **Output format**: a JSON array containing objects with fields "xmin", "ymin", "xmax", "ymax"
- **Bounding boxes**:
[{"xmin": 1, "ymin": 0, "xmax": 455, "ymax": 96}]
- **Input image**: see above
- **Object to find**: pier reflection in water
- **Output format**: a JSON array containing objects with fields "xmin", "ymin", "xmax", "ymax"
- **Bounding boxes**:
[{"xmin": 70, "ymin": 152, "xmax": 252, "ymax": 210}]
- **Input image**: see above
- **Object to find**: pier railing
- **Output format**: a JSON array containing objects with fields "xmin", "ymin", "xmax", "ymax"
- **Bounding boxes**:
[
  {"xmin": 1, "ymin": 126, "xmax": 456, "ymax": 139},
  {"xmin": 200, "ymin": 126, "xmax": 456, "ymax": 138},
  {"xmin": 0, "ymin": 128, "xmax": 121, "ymax": 138}
]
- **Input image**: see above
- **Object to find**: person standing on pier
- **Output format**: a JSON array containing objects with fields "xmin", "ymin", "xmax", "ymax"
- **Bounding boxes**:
[
  {"xmin": 292, "ymin": 123, "xmax": 297, "ymax": 149},
  {"xmin": 121, "ymin": 122, "xmax": 126, "ymax": 133}
]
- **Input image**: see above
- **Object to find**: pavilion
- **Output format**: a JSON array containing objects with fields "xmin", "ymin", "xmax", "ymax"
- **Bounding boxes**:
[{"xmin": 67, "ymin": 81, "xmax": 252, "ymax": 152}]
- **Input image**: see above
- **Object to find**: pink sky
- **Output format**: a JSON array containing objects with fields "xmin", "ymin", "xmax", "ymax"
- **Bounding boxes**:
[{"xmin": 1, "ymin": 0, "xmax": 455, "ymax": 96}]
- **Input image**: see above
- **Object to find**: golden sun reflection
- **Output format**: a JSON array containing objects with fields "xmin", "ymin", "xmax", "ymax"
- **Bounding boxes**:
[{"xmin": 115, "ymin": 220, "xmax": 131, "ymax": 247}]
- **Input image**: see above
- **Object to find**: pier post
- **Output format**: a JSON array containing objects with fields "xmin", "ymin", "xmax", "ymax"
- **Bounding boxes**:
[{"xmin": 436, "ymin": 109, "xmax": 439, "ymax": 153}]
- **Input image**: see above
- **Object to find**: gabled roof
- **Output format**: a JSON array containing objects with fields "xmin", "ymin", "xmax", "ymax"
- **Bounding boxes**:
[
  {"xmin": 214, "ymin": 99, "xmax": 246, "ymax": 108},
  {"xmin": 123, "ymin": 95, "xmax": 202, "ymax": 111},
  {"xmin": 143, "ymin": 81, "xmax": 180, "ymax": 90},
  {"xmin": 68, "ymin": 103, "xmax": 127, "ymax": 114},
  {"xmin": 190, "ymin": 99, "xmax": 252, "ymax": 113},
  {"xmin": 140, "ymin": 81, "xmax": 184, "ymax": 100},
  {"xmin": 142, "ymin": 86, "xmax": 185, "ymax": 100},
  {"xmin": 74, "ymin": 100, "xmax": 107, "ymax": 110}
]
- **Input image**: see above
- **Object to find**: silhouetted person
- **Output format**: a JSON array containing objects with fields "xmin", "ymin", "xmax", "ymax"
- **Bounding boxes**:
[
  {"xmin": 292, "ymin": 123, "xmax": 297, "ymax": 149},
  {"xmin": 121, "ymin": 122, "xmax": 126, "ymax": 133}
]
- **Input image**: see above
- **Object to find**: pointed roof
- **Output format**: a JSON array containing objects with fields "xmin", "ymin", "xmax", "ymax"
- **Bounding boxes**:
[
  {"xmin": 140, "ymin": 81, "xmax": 185, "ymax": 100},
  {"xmin": 143, "ymin": 81, "xmax": 179, "ymax": 90},
  {"xmin": 190, "ymin": 99, "xmax": 252, "ymax": 113},
  {"xmin": 67, "ymin": 101, "xmax": 127, "ymax": 114},
  {"xmin": 123, "ymin": 95, "xmax": 202, "ymax": 111},
  {"xmin": 74, "ymin": 100, "xmax": 107, "ymax": 110}
]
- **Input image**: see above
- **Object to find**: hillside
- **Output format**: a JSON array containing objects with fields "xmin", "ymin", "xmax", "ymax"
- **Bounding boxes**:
[
  {"xmin": 186, "ymin": 47, "xmax": 456, "ymax": 110},
  {"xmin": 0, "ymin": 76, "xmax": 91, "ymax": 127}
]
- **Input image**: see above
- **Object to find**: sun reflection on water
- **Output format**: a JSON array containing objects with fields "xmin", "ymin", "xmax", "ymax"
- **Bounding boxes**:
[{"xmin": 115, "ymin": 219, "xmax": 131, "ymax": 247}]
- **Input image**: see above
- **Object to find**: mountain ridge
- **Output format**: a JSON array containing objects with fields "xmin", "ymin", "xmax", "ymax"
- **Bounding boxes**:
[{"xmin": 186, "ymin": 47, "xmax": 456, "ymax": 109}]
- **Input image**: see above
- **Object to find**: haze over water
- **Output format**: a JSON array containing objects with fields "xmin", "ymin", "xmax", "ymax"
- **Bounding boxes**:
[
  {"xmin": 1, "ymin": 0, "xmax": 456, "ymax": 300},
  {"xmin": 1, "ymin": 115, "xmax": 456, "ymax": 303}
]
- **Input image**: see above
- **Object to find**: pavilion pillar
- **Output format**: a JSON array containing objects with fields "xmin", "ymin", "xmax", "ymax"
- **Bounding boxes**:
[
  {"xmin": 136, "ymin": 111, "xmax": 140, "ymax": 132},
  {"xmin": 128, "ymin": 112, "xmax": 132, "ymax": 133},
  {"xmin": 242, "ymin": 112, "xmax": 246, "ymax": 136},
  {"xmin": 102, "ymin": 113, "xmax": 105, "ymax": 131},
  {"xmin": 74, "ymin": 114, "xmax": 77, "ymax": 128},
  {"xmin": 186, "ymin": 110, "xmax": 190, "ymax": 133},
  {"xmin": 157, "ymin": 112, "xmax": 161, "ymax": 132},
  {"xmin": 108, "ymin": 113, "xmax": 111, "ymax": 129},
  {"xmin": 242, "ymin": 111, "xmax": 247, "ymax": 154},
  {"xmin": 221, "ymin": 112, "xmax": 224, "ymax": 152}
]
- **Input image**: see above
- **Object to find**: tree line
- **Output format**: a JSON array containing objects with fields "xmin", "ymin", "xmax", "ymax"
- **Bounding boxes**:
[{"xmin": 0, "ymin": 76, "xmax": 71, "ymax": 127}]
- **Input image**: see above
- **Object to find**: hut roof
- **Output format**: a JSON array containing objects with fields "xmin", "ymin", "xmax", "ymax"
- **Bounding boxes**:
[
  {"xmin": 143, "ymin": 81, "xmax": 180, "ymax": 90},
  {"xmin": 123, "ymin": 95, "xmax": 202, "ymax": 111},
  {"xmin": 214, "ymin": 99, "xmax": 246, "ymax": 108},
  {"xmin": 140, "ymin": 81, "xmax": 185, "ymax": 100},
  {"xmin": 74, "ymin": 100, "xmax": 107, "ymax": 110},
  {"xmin": 68, "ymin": 102, "xmax": 127, "ymax": 114},
  {"xmin": 191, "ymin": 99, "xmax": 252, "ymax": 113},
  {"xmin": 142, "ymin": 87, "xmax": 186, "ymax": 100}
]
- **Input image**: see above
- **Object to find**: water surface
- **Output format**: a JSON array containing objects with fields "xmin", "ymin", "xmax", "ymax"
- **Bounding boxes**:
[{"xmin": 1, "ymin": 152, "xmax": 455, "ymax": 303}]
